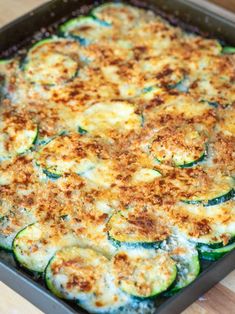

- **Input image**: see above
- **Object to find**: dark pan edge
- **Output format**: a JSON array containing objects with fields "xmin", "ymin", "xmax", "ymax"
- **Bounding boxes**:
[{"xmin": 156, "ymin": 249, "xmax": 235, "ymax": 314}]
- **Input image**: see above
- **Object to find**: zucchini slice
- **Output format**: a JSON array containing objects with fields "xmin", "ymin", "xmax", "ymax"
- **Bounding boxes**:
[
  {"xmin": 13, "ymin": 222, "xmax": 78, "ymax": 273},
  {"xmin": 59, "ymin": 16, "xmax": 111, "ymax": 45},
  {"xmin": 36, "ymin": 134, "xmax": 116, "ymax": 187},
  {"xmin": 182, "ymin": 175, "xmax": 234, "ymax": 206},
  {"xmin": 150, "ymin": 125, "xmax": 207, "ymax": 168},
  {"xmin": 92, "ymin": 3, "xmax": 140, "ymax": 27},
  {"xmin": 0, "ymin": 207, "xmax": 36, "ymax": 251},
  {"xmin": 139, "ymin": 88, "xmax": 216, "ymax": 131},
  {"xmin": 132, "ymin": 168, "xmax": 161, "ymax": 184},
  {"xmin": 77, "ymin": 101, "xmax": 142, "ymax": 137},
  {"xmin": 22, "ymin": 38, "xmax": 80, "ymax": 85},
  {"xmin": 139, "ymin": 56, "xmax": 185, "ymax": 88},
  {"xmin": 45, "ymin": 246, "xmax": 129, "ymax": 312},
  {"xmin": 162, "ymin": 237, "xmax": 200, "ymax": 295},
  {"xmin": 187, "ymin": 55, "xmax": 235, "ymax": 106},
  {"xmin": 107, "ymin": 208, "xmax": 170, "ymax": 248},
  {"xmin": 170, "ymin": 201, "xmax": 235, "ymax": 248},
  {"xmin": 0, "ymin": 113, "xmax": 38, "ymax": 159},
  {"xmin": 222, "ymin": 46, "xmax": 235, "ymax": 54},
  {"xmin": 112, "ymin": 249, "xmax": 177, "ymax": 298},
  {"xmin": 199, "ymin": 242, "xmax": 235, "ymax": 261}
]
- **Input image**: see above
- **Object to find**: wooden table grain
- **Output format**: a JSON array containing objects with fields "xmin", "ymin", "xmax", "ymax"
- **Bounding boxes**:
[{"xmin": 0, "ymin": 1, "xmax": 234, "ymax": 314}]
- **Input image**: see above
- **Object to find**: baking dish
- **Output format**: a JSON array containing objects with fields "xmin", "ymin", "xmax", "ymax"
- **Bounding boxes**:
[{"xmin": 0, "ymin": 1, "xmax": 235, "ymax": 313}]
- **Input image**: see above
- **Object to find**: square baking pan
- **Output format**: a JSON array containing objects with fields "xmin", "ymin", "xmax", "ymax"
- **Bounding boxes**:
[{"xmin": 0, "ymin": 1, "xmax": 234, "ymax": 313}]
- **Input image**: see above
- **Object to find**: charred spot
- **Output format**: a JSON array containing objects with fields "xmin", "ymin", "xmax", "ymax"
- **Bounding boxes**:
[
  {"xmin": 77, "ymin": 26, "xmax": 92, "ymax": 32},
  {"xmin": 133, "ymin": 46, "xmax": 147, "ymax": 60},
  {"xmin": 69, "ymin": 90, "xmax": 80, "ymax": 97},
  {"xmin": 156, "ymin": 68, "xmax": 173, "ymax": 80},
  {"xmin": 196, "ymin": 219, "xmax": 211, "ymax": 235},
  {"xmin": 190, "ymin": 80, "xmax": 199, "ymax": 89},
  {"xmin": 145, "ymin": 96, "xmax": 164, "ymax": 110},
  {"xmin": 67, "ymin": 275, "xmax": 92, "ymax": 292},
  {"xmin": 115, "ymin": 252, "xmax": 128, "ymax": 263}
]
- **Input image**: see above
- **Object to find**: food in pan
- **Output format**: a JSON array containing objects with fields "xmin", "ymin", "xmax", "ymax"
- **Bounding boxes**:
[{"xmin": 0, "ymin": 2, "xmax": 234, "ymax": 313}]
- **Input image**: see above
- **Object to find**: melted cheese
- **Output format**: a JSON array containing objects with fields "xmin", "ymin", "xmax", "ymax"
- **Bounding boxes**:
[
  {"xmin": 77, "ymin": 101, "xmax": 141, "ymax": 136},
  {"xmin": 112, "ymin": 249, "xmax": 176, "ymax": 297},
  {"xmin": 0, "ymin": 111, "xmax": 37, "ymax": 159},
  {"xmin": 150, "ymin": 125, "xmax": 206, "ymax": 167}
]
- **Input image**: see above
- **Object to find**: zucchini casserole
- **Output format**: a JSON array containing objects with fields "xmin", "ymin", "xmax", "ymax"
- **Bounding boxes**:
[{"xmin": 0, "ymin": 2, "xmax": 234, "ymax": 313}]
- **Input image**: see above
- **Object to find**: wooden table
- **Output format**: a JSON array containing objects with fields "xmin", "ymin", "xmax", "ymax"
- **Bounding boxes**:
[{"xmin": 0, "ymin": 1, "xmax": 234, "ymax": 313}]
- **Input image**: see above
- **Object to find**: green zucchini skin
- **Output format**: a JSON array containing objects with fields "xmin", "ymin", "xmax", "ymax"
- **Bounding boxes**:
[
  {"xmin": 78, "ymin": 126, "xmax": 88, "ymax": 135},
  {"xmin": 183, "ymin": 188, "xmax": 234, "ymax": 207},
  {"xmin": 196, "ymin": 236, "xmax": 235, "ymax": 250},
  {"xmin": 43, "ymin": 169, "xmax": 61, "ymax": 180},
  {"xmin": 178, "ymin": 152, "xmax": 206, "ymax": 169},
  {"xmin": 198, "ymin": 242, "xmax": 235, "ymax": 261},
  {"xmin": 207, "ymin": 101, "xmax": 219, "ymax": 108},
  {"xmin": 222, "ymin": 46, "xmax": 235, "ymax": 54},
  {"xmin": 154, "ymin": 149, "xmax": 206, "ymax": 169},
  {"xmin": 108, "ymin": 234, "xmax": 162, "ymax": 250}
]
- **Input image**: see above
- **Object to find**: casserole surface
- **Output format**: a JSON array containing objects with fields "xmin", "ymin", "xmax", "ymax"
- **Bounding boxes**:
[{"xmin": 0, "ymin": 2, "xmax": 234, "ymax": 313}]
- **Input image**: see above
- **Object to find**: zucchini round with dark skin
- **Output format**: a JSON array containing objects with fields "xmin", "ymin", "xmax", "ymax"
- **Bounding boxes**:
[
  {"xmin": 45, "ymin": 246, "xmax": 129, "ymax": 312},
  {"xmin": 162, "ymin": 237, "xmax": 200, "ymax": 295},
  {"xmin": 22, "ymin": 38, "xmax": 80, "ymax": 86},
  {"xmin": 59, "ymin": 16, "xmax": 111, "ymax": 45},
  {"xmin": 150, "ymin": 125, "xmax": 207, "ymax": 168},
  {"xmin": 36, "ymin": 133, "xmax": 116, "ymax": 188},
  {"xmin": 0, "ymin": 112, "xmax": 38, "ymax": 159},
  {"xmin": 187, "ymin": 55, "xmax": 235, "ymax": 107},
  {"xmin": 169, "ymin": 201, "xmax": 235, "ymax": 249},
  {"xmin": 112, "ymin": 249, "xmax": 177, "ymax": 298},
  {"xmin": 107, "ymin": 208, "xmax": 170, "ymax": 249},
  {"xmin": 13, "ymin": 222, "xmax": 78, "ymax": 273},
  {"xmin": 0, "ymin": 207, "xmax": 36, "ymax": 251},
  {"xmin": 182, "ymin": 176, "xmax": 234, "ymax": 206},
  {"xmin": 199, "ymin": 242, "xmax": 235, "ymax": 261}
]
